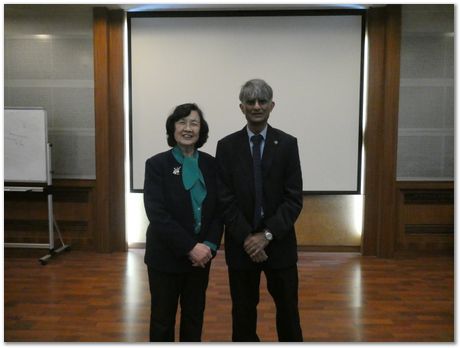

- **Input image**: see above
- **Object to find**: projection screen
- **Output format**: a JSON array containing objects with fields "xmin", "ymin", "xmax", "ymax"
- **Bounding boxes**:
[{"xmin": 128, "ymin": 10, "xmax": 365, "ymax": 193}]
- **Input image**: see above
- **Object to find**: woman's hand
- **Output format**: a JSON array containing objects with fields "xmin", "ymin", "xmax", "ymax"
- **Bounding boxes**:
[{"xmin": 188, "ymin": 243, "xmax": 212, "ymax": 268}]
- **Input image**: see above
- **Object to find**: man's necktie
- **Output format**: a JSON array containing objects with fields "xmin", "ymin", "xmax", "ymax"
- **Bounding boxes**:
[{"xmin": 251, "ymin": 134, "xmax": 263, "ymax": 229}]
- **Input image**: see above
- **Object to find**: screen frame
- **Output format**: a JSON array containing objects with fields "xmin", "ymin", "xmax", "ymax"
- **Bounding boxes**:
[{"xmin": 127, "ymin": 9, "xmax": 367, "ymax": 194}]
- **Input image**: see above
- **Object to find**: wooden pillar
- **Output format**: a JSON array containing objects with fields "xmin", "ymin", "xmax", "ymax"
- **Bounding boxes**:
[
  {"xmin": 362, "ymin": 5, "xmax": 401, "ymax": 257},
  {"xmin": 93, "ymin": 8, "xmax": 126, "ymax": 252}
]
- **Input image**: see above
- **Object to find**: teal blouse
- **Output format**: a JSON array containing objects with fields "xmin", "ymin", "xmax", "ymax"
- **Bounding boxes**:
[{"xmin": 172, "ymin": 146, "xmax": 217, "ymax": 252}]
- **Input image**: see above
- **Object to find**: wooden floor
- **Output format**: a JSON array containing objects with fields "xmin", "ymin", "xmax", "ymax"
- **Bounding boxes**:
[{"xmin": 4, "ymin": 248, "xmax": 454, "ymax": 342}]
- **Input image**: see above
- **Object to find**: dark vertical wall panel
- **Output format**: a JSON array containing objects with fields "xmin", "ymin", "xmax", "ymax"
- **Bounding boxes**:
[
  {"xmin": 362, "ymin": 6, "xmax": 401, "ymax": 257},
  {"xmin": 93, "ymin": 8, "xmax": 126, "ymax": 252}
]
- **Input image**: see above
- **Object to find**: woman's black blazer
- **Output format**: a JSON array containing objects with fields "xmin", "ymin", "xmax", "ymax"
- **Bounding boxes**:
[{"xmin": 143, "ymin": 149, "xmax": 223, "ymax": 273}]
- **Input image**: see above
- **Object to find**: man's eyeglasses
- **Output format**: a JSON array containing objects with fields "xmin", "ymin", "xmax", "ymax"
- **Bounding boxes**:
[{"xmin": 243, "ymin": 99, "xmax": 270, "ymax": 107}]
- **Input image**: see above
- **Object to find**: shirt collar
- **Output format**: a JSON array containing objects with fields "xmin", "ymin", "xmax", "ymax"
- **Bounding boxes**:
[{"xmin": 246, "ymin": 125, "xmax": 268, "ymax": 141}]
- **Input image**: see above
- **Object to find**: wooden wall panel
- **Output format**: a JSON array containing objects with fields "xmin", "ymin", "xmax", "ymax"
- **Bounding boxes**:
[
  {"xmin": 4, "ymin": 179, "xmax": 96, "ymax": 250},
  {"xmin": 93, "ymin": 8, "xmax": 111, "ymax": 252},
  {"xmin": 362, "ymin": 5, "xmax": 401, "ymax": 257},
  {"xmin": 377, "ymin": 5, "xmax": 401, "ymax": 258},
  {"xmin": 93, "ymin": 8, "xmax": 126, "ymax": 252},
  {"xmin": 362, "ymin": 6, "xmax": 386, "ymax": 256},
  {"xmin": 296, "ymin": 196, "xmax": 361, "ymax": 250},
  {"xmin": 107, "ymin": 10, "xmax": 127, "ymax": 252},
  {"xmin": 395, "ymin": 181, "xmax": 454, "ymax": 255},
  {"xmin": 405, "ymin": 206, "xmax": 453, "ymax": 225}
]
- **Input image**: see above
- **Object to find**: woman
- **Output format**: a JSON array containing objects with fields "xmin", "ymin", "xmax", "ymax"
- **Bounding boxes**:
[{"xmin": 143, "ymin": 103, "xmax": 222, "ymax": 342}]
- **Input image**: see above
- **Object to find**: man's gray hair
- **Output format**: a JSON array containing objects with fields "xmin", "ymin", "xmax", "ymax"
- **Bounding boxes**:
[{"xmin": 239, "ymin": 79, "xmax": 273, "ymax": 103}]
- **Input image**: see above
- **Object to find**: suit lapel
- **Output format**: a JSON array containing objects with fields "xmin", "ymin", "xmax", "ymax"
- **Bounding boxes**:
[{"xmin": 237, "ymin": 127, "xmax": 254, "ymax": 176}]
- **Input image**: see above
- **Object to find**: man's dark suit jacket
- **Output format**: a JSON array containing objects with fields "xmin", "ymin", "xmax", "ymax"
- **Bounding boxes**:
[
  {"xmin": 143, "ymin": 149, "xmax": 223, "ymax": 273},
  {"xmin": 216, "ymin": 125, "xmax": 303, "ymax": 270}
]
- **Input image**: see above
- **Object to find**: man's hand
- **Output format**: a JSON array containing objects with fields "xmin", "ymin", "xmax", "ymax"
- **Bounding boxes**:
[
  {"xmin": 250, "ymin": 249, "xmax": 268, "ymax": 263},
  {"xmin": 188, "ymin": 243, "xmax": 212, "ymax": 268},
  {"xmin": 244, "ymin": 232, "xmax": 269, "ymax": 258}
]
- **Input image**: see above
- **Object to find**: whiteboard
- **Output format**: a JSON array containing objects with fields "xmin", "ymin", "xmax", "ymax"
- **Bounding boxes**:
[
  {"xmin": 4, "ymin": 107, "xmax": 49, "ymax": 183},
  {"xmin": 128, "ymin": 11, "xmax": 364, "ymax": 193}
]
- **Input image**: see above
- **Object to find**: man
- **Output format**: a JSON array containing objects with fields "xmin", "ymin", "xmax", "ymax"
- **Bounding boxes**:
[{"xmin": 216, "ymin": 79, "xmax": 303, "ymax": 342}]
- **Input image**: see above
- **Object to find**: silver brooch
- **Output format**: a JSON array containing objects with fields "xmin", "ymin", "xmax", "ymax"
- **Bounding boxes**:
[
  {"xmin": 173, "ymin": 166, "xmax": 181, "ymax": 175},
  {"xmin": 274, "ymin": 140, "xmax": 278, "ymax": 145}
]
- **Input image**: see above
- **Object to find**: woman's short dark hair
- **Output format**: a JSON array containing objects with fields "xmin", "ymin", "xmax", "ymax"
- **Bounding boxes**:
[{"xmin": 166, "ymin": 103, "xmax": 209, "ymax": 148}]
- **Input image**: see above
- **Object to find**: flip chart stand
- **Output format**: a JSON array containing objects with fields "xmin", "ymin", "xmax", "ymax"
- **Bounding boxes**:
[{"xmin": 4, "ymin": 144, "xmax": 71, "ymax": 265}]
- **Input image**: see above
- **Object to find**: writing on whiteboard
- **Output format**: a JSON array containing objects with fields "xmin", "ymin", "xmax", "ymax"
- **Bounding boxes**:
[{"xmin": 4, "ymin": 108, "xmax": 49, "ymax": 183}]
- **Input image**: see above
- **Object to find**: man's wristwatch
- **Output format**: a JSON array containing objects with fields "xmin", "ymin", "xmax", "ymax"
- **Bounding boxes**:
[{"xmin": 264, "ymin": 229, "xmax": 273, "ymax": 241}]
